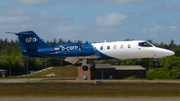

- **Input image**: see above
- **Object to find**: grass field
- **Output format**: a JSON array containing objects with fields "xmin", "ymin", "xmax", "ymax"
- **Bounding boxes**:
[
  {"xmin": 26, "ymin": 66, "xmax": 78, "ymax": 77},
  {"xmin": 0, "ymin": 82, "xmax": 180, "ymax": 97}
]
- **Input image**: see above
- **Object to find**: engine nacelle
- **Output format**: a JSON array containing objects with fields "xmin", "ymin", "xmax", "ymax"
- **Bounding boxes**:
[{"xmin": 49, "ymin": 43, "xmax": 95, "ymax": 56}]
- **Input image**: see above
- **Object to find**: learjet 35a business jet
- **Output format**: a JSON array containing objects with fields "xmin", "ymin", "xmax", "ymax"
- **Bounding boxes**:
[{"xmin": 7, "ymin": 31, "xmax": 175, "ymax": 71}]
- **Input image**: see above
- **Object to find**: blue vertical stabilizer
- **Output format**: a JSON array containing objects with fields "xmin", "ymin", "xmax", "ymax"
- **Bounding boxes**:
[{"xmin": 15, "ymin": 31, "xmax": 49, "ymax": 51}]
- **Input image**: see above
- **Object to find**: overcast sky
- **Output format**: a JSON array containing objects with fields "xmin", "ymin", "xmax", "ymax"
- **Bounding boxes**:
[{"xmin": 0, "ymin": 0, "xmax": 180, "ymax": 44}]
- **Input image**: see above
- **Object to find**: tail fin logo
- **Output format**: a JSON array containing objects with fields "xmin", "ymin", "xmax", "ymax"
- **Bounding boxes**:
[{"xmin": 25, "ymin": 37, "xmax": 37, "ymax": 43}]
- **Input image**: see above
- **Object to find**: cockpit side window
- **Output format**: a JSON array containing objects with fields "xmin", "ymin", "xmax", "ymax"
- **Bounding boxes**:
[{"xmin": 139, "ymin": 42, "xmax": 152, "ymax": 47}]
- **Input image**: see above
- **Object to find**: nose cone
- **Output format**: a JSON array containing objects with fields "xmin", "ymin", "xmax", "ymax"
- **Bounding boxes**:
[{"xmin": 154, "ymin": 47, "xmax": 175, "ymax": 57}]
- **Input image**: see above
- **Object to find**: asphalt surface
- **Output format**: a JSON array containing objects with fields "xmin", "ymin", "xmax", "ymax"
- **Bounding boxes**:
[
  {"xmin": 0, "ymin": 78, "xmax": 43, "ymax": 83},
  {"xmin": 1, "ymin": 78, "xmax": 180, "ymax": 83},
  {"xmin": 0, "ymin": 97, "xmax": 180, "ymax": 101}
]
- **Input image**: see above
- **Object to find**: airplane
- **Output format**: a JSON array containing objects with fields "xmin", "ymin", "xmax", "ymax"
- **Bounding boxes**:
[{"xmin": 7, "ymin": 30, "xmax": 175, "ymax": 71}]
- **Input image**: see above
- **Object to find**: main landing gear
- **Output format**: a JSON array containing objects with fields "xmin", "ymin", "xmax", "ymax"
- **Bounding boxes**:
[
  {"xmin": 82, "ymin": 66, "xmax": 88, "ymax": 71},
  {"xmin": 82, "ymin": 65, "xmax": 96, "ymax": 71},
  {"xmin": 90, "ymin": 61, "xmax": 96, "ymax": 71},
  {"xmin": 82, "ymin": 59, "xmax": 96, "ymax": 71}
]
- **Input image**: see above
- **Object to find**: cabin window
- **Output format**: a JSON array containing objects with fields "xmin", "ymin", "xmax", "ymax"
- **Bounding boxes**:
[
  {"xmin": 139, "ymin": 42, "xmax": 152, "ymax": 47},
  {"xmin": 100, "ymin": 46, "xmax": 103, "ymax": 50},
  {"xmin": 121, "ymin": 45, "xmax": 124, "ymax": 49},
  {"xmin": 128, "ymin": 44, "xmax": 131, "ymax": 48},
  {"xmin": 107, "ymin": 46, "xmax": 110, "ymax": 50},
  {"xmin": 114, "ymin": 45, "xmax": 117, "ymax": 49}
]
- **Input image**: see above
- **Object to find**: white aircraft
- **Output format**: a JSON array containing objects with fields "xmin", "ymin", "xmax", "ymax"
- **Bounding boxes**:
[
  {"xmin": 66, "ymin": 40, "xmax": 174, "ymax": 71},
  {"xmin": 8, "ymin": 31, "xmax": 175, "ymax": 71}
]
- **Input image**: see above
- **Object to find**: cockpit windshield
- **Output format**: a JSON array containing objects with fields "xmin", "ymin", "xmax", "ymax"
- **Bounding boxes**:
[{"xmin": 139, "ymin": 42, "xmax": 153, "ymax": 47}]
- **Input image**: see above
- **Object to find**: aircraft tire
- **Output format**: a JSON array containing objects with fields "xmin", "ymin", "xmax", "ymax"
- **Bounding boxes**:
[
  {"xmin": 90, "ymin": 66, "xmax": 95, "ymax": 71},
  {"xmin": 154, "ymin": 62, "xmax": 159, "ymax": 67},
  {"xmin": 82, "ymin": 66, "xmax": 88, "ymax": 71}
]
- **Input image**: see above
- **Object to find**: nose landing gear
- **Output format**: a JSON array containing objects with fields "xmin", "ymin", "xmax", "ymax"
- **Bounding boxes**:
[
  {"xmin": 154, "ymin": 59, "xmax": 159, "ymax": 67},
  {"xmin": 154, "ymin": 61, "xmax": 159, "ymax": 67}
]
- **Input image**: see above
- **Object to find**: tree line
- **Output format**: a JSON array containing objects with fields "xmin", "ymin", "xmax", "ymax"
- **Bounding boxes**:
[
  {"xmin": 0, "ymin": 38, "xmax": 87, "ymax": 76},
  {"xmin": 0, "ymin": 38, "xmax": 180, "ymax": 79}
]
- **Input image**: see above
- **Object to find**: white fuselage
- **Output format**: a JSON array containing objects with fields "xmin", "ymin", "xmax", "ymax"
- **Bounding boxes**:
[{"xmin": 91, "ymin": 40, "xmax": 174, "ymax": 60}]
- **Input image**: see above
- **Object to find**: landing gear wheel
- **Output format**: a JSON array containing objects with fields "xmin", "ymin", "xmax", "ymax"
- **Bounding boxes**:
[
  {"xmin": 82, "ymin": 66, "xmax": 88, "ymax": 71},
  {"xmin": 154, "ymin": 62, "xmax": 159, "ymax": 67},
  {"xmin": 90, "ymin": 66, "xmax": 95, "ymax": 71}
]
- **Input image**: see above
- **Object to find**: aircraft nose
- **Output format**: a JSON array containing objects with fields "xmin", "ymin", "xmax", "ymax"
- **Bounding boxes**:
[{"xmin": 154, "ymin": 47, "xmax": 175, "ymax": 57}]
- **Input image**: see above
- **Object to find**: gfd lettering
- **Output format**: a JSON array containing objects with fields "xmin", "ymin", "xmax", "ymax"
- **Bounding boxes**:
[
  {"xmin": 25, "ymin": 38, "xmax": 37, "ymax": 43},
  {"xmin": 62, "ymin": 46, "xmax": 79, "ymax": 51}
]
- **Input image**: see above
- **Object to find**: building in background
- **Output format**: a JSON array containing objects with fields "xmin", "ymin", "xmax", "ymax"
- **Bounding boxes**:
[
  {"xmin": 78, "ymin": 64, "xmax": 146, "ymax": 80},
  {"xmin": 0, "ymin": 69, "xmax": 7, "ymax": 77}
]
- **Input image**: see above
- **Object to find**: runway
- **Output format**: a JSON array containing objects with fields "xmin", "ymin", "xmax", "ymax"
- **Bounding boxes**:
[
  {"xmin": 1, "ymin": 78, "xmax": 180, "ymax": 83},
  {"xmin": 0, "ymin": 97, "xmax": 180, "ymax": 101},
  {"xmin": 0, "ymin": 78, "xmax": 42, "ymax": 83}
]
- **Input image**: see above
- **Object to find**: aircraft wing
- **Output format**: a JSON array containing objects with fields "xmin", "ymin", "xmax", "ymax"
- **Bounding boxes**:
[
  {"xmin": 65, "ymin": 56, "xmax": 100, "ymax": 64},
  {"xmin": 65, "ymin": 57, "xmax": 80, "ymax": 64}
]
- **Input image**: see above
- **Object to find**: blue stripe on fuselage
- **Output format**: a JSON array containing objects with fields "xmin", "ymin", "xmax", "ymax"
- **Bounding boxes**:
[{"xmin": 90, "ymin": 44, "xmax": 116, "ymax": 60}]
